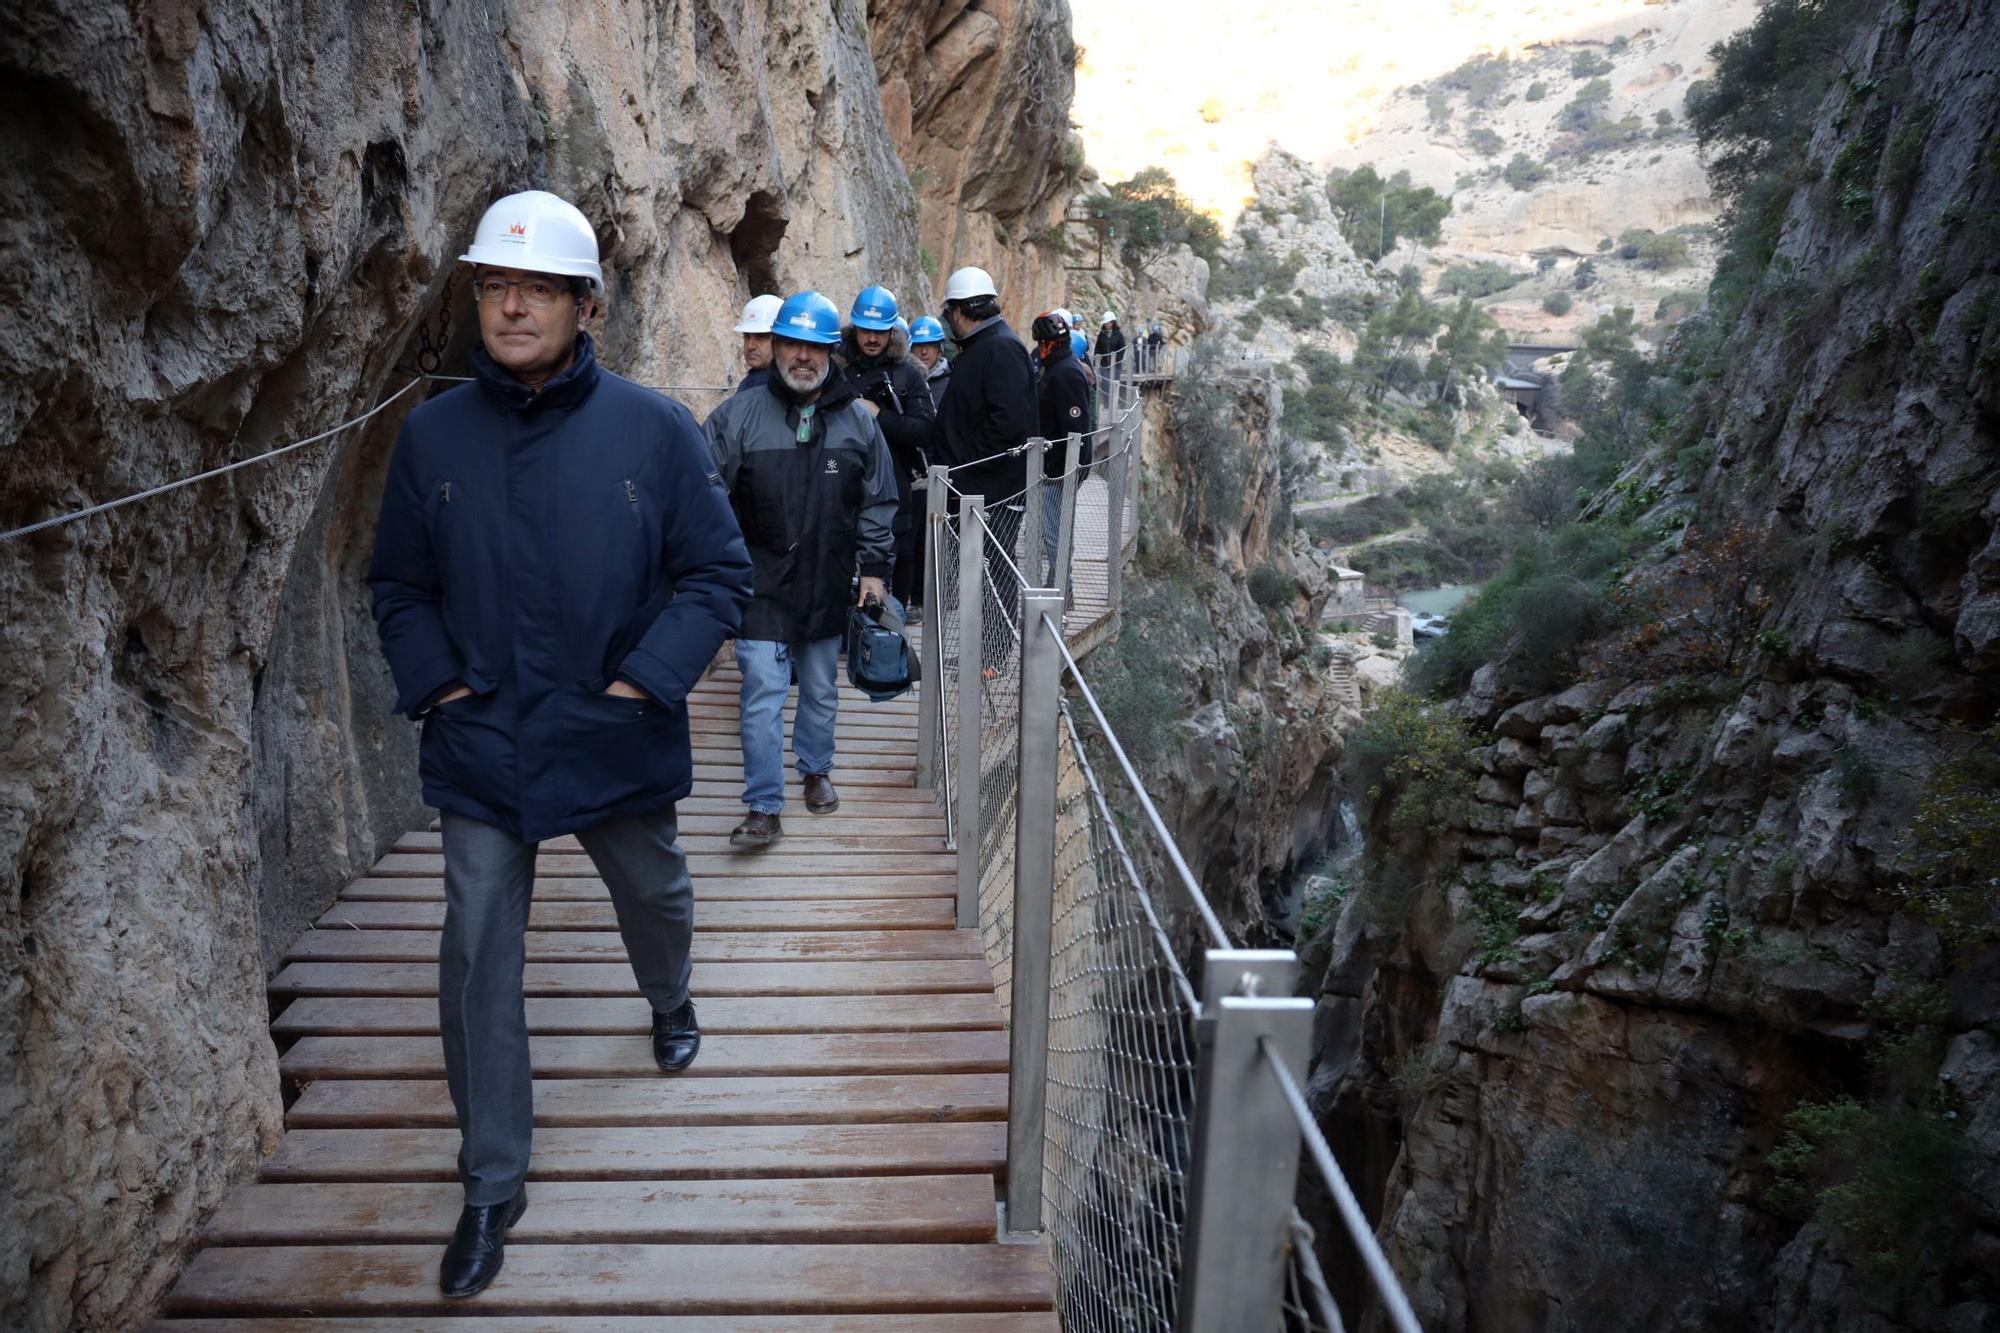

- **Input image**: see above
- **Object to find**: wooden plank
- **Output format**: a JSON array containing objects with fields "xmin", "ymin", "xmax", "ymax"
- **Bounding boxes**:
[
  {"xmin": 681, "ymin": 747, "xmax": 916, "ymax": 771},
  {"xmin": 669, "ymin": 795, "xmax": 945, "ymax": 818},
  {"xmin": 282, "ymin": 929, "xmax": 981, "ymax": 965},
  {"xmin": 285, "ymin": 1073, "xmax": 1008, "ymax": 1126},
  {"xmin": 280, "ymin": 1031, "xmax": 1008, "ymax": 1080},
  {"xmin": 314, "ymin": 899, "xmax": 953, "ymax": 933},
  {"xmin": 367, "ymin": 853, "xmax": 956, "ymax": 878},
  {"xmin": 162, "ymin": 1243, "xmax": 1053, "ymax": 1317},
  {"xmin": 194, "ymin": 1176, "xmax": 997, "ymax": 1245},
  {"xmin": 268, "ymin": 959, "xmax": 998, "ymax": 998},
  {"xmin": 259, "ymin": 1123, "xmax": 1008, "ymax": 1181},
  {"xmin": 339, "ymin": 876, "xmax": 956, "ymax": 903},
  {"xmin": 682, "ymin": 765, "xmax": 916, "ymax": 787},
  {"xmin": 271, "ymin": 994, "xmax": 1003, "ymax": 1037},
  {"xmin": 391, "ymin": 822, "xmax": 947, "ymax": 850},
  {"xmin": 384, "ymin": 833, "xmax": 951, "ymax": 855},
  {"xmin": 151, "ymin": 1316, "xmax": 1059, "ymax": 1331}
]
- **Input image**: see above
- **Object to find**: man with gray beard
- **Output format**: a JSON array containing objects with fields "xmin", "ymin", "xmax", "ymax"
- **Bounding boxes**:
[{"xmin": 705, "ymin": 291, "xmax": 899, "ymax": 846}]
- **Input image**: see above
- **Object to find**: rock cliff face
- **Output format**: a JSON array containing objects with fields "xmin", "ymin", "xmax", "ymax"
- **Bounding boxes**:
[
  {"xmin": 0, "ymin": 4, "xmax": 1065, "ymax": 1328},
  {"xmin": 1311, "ymin": 1, "xmax": 2000, "ymax": 1327},
  {"xmin": 870, "ymin": 0, "xmax": 1080, "ymax": 320}
]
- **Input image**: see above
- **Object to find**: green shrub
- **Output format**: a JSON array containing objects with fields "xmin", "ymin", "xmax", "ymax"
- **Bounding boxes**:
[
  {"xmin": 1888, "ymin": 725, "xmax": 2000, "ymax": 951},
  {"xmin": 1409, "ymin": 522, "xmax": 1630, "ymax": 697},
  {"xmin": 1426, "ymin": 88, "xmax": 1452, "ymax": 125},
  {"xmin": 1297, "ymin": 871, "xmax": 1355, "ymax": 943},
  {"xmin": 1570, "ymin": 50, "xmax": 1614, "ymax": 78},
  {"xmin": 1503, "ymin": 153, "xmax": 1550, "ymax": 190},
  {"xmin": 1525, "ymin": 81, "xmax": 1548, "ymax": 102},
  {"xmin": 1767, "ymin": 1098, "xmax": 1970, "ymax": 1280},
  {"xmin": 1441, "ymin": 52, "xmax": 1513, "ymax": 107},
  {"xmin": 1557, "ymin": 78, "xmax": 1613, "ymax": 132},
  {"xmin": 1467, "ymin": 126, "xmax": 1506, "ymax": 157},
  {"xmin": 1438, "ymin": 261, "xmax": 1519, "ymax": 298},
  {"xmin": 1296, "ymin": 492, "xmax": 1414, "ymax": 545},
  {"xmin": 1248, "ymin": 563, "xmax": 1297, "ymax": 608},
  {"xmin": 1543, "ymin": 290, "xmax": 1575, "ymax": 316},
  {"xmin": 1345, "ymin": 690, "xmax": 1478, "ymax": 841},
  {"xmin": 1638, "ymin": 232, "xmax": 1693, "ymax": 269},
  {"xmin": 1389, "ymin": 1042, "xmax": 1455, "ymax": 1106}
]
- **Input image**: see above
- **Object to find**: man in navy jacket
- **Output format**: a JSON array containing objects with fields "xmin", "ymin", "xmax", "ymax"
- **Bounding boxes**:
[{"xmin": 367, "ymin": 191, "xmax": 752, "ymax": 1299}]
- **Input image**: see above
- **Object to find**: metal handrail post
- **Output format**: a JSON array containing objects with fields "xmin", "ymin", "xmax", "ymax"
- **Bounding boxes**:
[
  {"xmin": 1003, "ymin": 589, "xmax": 1065, "ymax": 1238},
  {"xmin": 1021, "ymin": 436, "xmax": 1046, "ymax": 579},
  {"xmin": 1106, "ymin": 401, "xmax": 1128, "ymax": 631},
  {"xmin": 954, "ymin": 496, "xmax": 986, "ymax": 930},
  {"xmin": 916, "ymin": 466, "xmax": 948, "ymax": 791},
  {"xmin": 1053, "ymin": 432, "xmax": 1082, "ymax": 604},
  {"xmin": 1177, "ymin": 949, "xmax": 1314, "ymax": 1332}
]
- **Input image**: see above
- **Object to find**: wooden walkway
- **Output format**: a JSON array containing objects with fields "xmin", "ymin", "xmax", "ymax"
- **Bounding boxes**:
[{"xmin": 151, "ymin": 663, "xmax": 1057, "ymax": 1328}]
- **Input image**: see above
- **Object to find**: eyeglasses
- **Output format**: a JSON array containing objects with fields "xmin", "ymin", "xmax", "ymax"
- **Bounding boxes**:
[{"xmin": 471, "ymin": 276, "xmax": 575, "ymax": 308}]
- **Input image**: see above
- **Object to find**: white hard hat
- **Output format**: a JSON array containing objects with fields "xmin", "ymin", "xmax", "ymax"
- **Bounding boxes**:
[
  {"xmin": 942, "ymin": 266, "xmax": 999, "ymax": 302},
  {"xmin": 459, "ymin": 190, "xmax": 603, "ymax": 293},
  {"xmin": 734, "ymin": 294, "xmax": 782, "ymax": 334},
  {"xmin": 1101, "ymin": 310, "xmax": 1118, "ymax": 325}
]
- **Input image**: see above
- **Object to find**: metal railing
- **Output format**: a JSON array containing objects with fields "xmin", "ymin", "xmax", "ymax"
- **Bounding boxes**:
[{"xmin": 910, "ymin": 373, "xmax": 1420, "ymax": 1331}]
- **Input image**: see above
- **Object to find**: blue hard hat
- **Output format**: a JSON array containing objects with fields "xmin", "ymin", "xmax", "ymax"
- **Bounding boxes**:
[
  {"xmin": 894, "ymin": 316, "xmax": 911, "ymax": 338},
  {"xmin": 773, "ymin": 291, "xmax": 843, "ymax": 345},
  {"xmin": 908, "ymin": 316, "xmax": 947, "ymax": 345},
  {"xmin": 1070, "ymin": 329, "xmax": 1088, "ymax": 360},
  {"xmin": 849, "ymin": 284, "xmax": 900, "ymax": 331}
]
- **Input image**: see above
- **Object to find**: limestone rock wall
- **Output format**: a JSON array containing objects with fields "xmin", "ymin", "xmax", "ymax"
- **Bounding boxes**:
[
  {"xmin": 0, "ymin": 3, "xmax": 1050, "ymax": 1327},
  {"xmin": 1309, "ymin": 1, "xmax": 2000, "ymax": 1327},
  {"xmin": 870, "ymin": 0, "xmax": 1079, "ymax": 321}
]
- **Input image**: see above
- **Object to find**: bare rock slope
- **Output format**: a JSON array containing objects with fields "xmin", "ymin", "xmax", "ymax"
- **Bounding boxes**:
[{"xmin": 0, "ymin": 3, "xmax": 1067, "ymax": 1328}]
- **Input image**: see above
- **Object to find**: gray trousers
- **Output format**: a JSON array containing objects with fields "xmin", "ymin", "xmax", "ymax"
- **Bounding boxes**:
[{"xmin": 439, "ymin": 808, "xmax": 694, "ymax": 1204}]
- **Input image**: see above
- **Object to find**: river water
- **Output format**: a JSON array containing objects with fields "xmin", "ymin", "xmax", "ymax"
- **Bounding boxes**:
[{"xmin": 1399, "ymin": 584, "xmax": 1480, "ymax": 618}]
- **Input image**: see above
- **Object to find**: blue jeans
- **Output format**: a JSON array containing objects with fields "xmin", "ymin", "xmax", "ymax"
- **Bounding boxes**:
[{"xmin": 736, "ymin": 636, "xmax": 841, "ymax": 813}]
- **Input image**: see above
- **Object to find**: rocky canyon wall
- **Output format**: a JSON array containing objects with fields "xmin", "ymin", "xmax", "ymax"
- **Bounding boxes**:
[
  {"xmin": 871, "ymin": 0, "xmax": 1079, "ymax": 322},
  {"xmin": 1311, "ymin": 0, "xmax": 2000, "ymax": 1327},
  {"xmin": 0, "ymin": 4, "xmax": 1068, "ymax": 1328}
]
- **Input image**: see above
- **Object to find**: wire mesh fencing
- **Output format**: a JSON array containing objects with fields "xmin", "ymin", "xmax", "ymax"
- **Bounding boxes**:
[
  {"xmin": 927, "ymin": 509, "xmax": 963, "ymax": 844},
  {"xmin": 975, "ymin": 503, "xmax": 1027, "ymax": 1007},
  {"xmin": 1037, "ymin": 695, "xmax": 1206, "ymax": 1333}
]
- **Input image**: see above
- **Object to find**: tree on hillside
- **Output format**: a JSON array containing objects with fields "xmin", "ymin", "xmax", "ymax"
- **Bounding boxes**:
[
  {"xmin": 1088, "ymin": 167, "xmax": 1223, "ymax": 274},
  {"xmin": 1428, "ymin": 297, "xmax": 1511, "ymax": 404},
  {"xmin": 1325, "ymin": 166, "xmax": 1450, "ymax": 260},
  {"xmin": 1353, "ymin": 287, "xmax": 1446, "ymax": 399}
]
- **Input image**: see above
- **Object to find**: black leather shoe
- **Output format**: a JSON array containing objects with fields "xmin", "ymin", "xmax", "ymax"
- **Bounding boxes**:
[
  {"xmin": 730, "ymin": 811, "xmax": 783, "ymax": 847},
  {"xmin": 439, "ymin": 1186, "xmax": 527, "ymax": 1298},
  {"xmin": 803, "ymin": 773, "xmax": 840, "ymax": 813},
  {"xmin": 653, "ymin": 999, "xmax": 700, "ymax": 1072}
]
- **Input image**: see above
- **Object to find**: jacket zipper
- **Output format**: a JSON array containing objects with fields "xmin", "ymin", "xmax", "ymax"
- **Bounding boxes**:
[
  {"xmin": 440, "ymin": 482, "xmax": 451, "ymax": 503},
  {"xmin": 624, "ymin": 480, "xmax": 638, "ymax": 504}
]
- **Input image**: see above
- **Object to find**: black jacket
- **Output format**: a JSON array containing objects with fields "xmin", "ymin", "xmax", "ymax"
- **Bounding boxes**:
[
  {"xmin": 934, "ymin": 316, "xmax": 1035, "ymax": 503},
  {"xmin": 705, "ymin": 370, "xmax": 899, "ymax": 643},
  {"xmin": 369, "ymin": 333, "xmax": 752, "ymax": 841},
  {"xmin": 1037, "ymin": 342, "xmax": 1095, "ymax": 476},
  {"xmin": 1094, "ymin": 326, "xmax": 1127, "ymax": 361},
  {"xmin": 840, "ymin": 331, "xmax": 936, "ymax": 477}
]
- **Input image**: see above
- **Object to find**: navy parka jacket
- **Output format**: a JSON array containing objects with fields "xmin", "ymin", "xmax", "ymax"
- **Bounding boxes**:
[{"xmin": 368, "ymin": 333, "xmax": 753, "ymax": 842}]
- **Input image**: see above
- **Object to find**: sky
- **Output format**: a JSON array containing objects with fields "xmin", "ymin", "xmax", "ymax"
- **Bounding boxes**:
[{"xmin": 1070, "ymin": 0, "xmax": 1662, "ymax": 218}]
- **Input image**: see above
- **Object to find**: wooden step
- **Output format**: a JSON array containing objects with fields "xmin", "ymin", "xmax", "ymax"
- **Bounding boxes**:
[
  {"xmin": 279, "ymin": 1030, "xmax": 1009, "ymax": 1080},
  {"xmin": 685, "ymin": 747, "xmax": 917, "ymax": 771},
  {"xmin": 163, "ymin": 1242, "xmax": 1051, "ymax": 1318},
  {"xmin": 683, "ymin": 763, "xmax": 917, "ymax": 786},
  {"xmin": 313, "ymin": 899, "xmax": 953, "ymax": 933},
  {"xmin": 393, "ymin": 816, "xmax": 946, "ymax": 848},
  {"xmin": 391, "ymin": 832, "xmax": 949, "ymax": 855},
  {"xmin": 285, "ymin": 1073, "xmax": 1008, "ymax": 1126},
  {"xmin": 271, "ymin": 994, "xmax": 1002, "ymax": 1038},
  {"xmin": 368, "ymin": 852, "xmax": 956, "ymax": 878},
  {"xmin": 668, "ymin": 795, "xmax": 945, "ymax": 818},
  {"xmin": 152, "ymin": 1316, "xmax": 1059, "ymax": 1331},
  {"xmin": 259, "ymin": 1123, "xmax": 1008, "ymax": 1181},
  {"xmin": 282, "ymin": 929, "xmax": 981, "ymax": 965},
  {"xmin": 268, "ymin": 959, "xmax": 998, "ymax": 998},
  {"xmin": 194, "ymin": 1175, "xmax": 997, "ymax": 1246},
  {"xmin": 339, "ymin": 875, "xmax": 956, "ymax": 903}
]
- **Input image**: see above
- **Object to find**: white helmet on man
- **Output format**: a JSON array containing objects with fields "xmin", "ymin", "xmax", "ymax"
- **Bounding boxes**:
[
  {"xmin": 941, "ymin": 266, "xmax": 999, "ymax": 302},
  {"xmin": 1101, "ymin": 310, "xmax": 1118, "ymax": 325},
  {"xmin": 459, "ymin": 190, "xmax": 603, "ymax": 293},
  {"xmin": 734, "ymin": 294, "xmax": 783, "ymax": 334}
]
